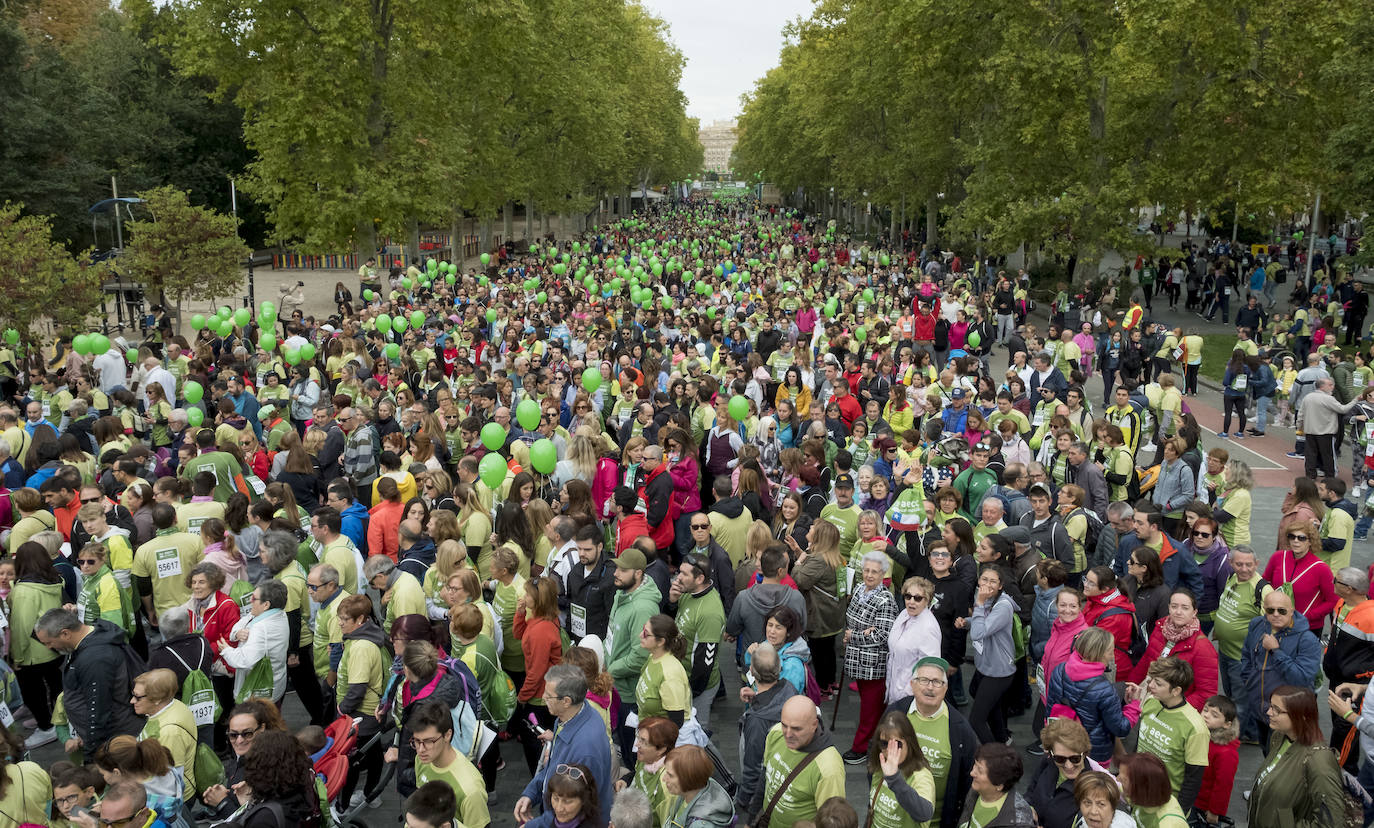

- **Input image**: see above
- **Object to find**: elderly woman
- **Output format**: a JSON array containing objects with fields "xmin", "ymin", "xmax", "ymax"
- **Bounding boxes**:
[
  {"xmin": 217, "ymin": 580, "xmax": 291, "ymax": 704},
  {"xmin": 1182, "ymin": 517, "xmax": 1232, "ymax": 630},
  {"xmin": 959, "ymin": 564, "xmax": 1020, "ymax": 746},
  {"xmin": 1073, "ymin": 770, "xmax": 1136, "ymax": 828},
  {"xmin": 1151, "ymin": 437, "xmax": 1194, "ymax": 536},
  {"xmin": 1025, "ymin": 717, "xmax": 1106, "ymax": 828},
  {"xmin": 132, "ymin": 668, "xmax": 201, "ymax": 794},
  {"xmin": 886, "ymin": 576, "xmax": 941, "ymax": 705},
  {"xmin": 841, "ymin": 550, "xmax": 898, "ymax": 764},
  {"xmin": 957, "ymin": 743, "xmax": 1036, "ymax": 828}
]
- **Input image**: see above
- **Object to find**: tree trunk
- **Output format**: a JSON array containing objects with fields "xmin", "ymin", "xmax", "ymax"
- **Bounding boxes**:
[
  {"xmin": 354, "ymin": 217, "xmax": 375, "ymax": 266},
  {"xmin": 450, "ymin": 212, "xmax": 460, "ymax": 265},
  {"xmin": 407, "ymin": 216, "xmax": 420, "ymax": 268},
  {"xmin": 503, "ymin": 200, "xmax": 515, "ymax": 243},
  {"xmin": 926, "ymin": 194, "xmax": 939, "ymax": 248},
  {"xmin": 525, "ymin": 195, "xmax": 534, "ymax": 242}
]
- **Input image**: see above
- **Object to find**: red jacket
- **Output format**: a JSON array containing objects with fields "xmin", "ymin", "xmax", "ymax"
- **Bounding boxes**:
[
  {"xmin": 190, "ymin": 592, "xmax": 242, "ymax": 672},
  {"xmin": 911, "ymin": 298, "xmax": 942, "ymax": 337},
  {"xmin": 640, "ymin": 464, "xmax": 676, "ymax": 550},
  {"xmin": 616, "ymin": 513, "xmax": 650, "ymax": 556},
  {"xmin": 367, "ymin": 500, "xmax": 403, "ymax": 562},
  {"xmin": 1082, "ymin": 590, "xmax": 1136, "ymax": 676},
  {"xmin": 834, "ymin": 394, "xmax": 863, "ymax": 429},
  {"xmin": 1264, "ymin": 549, "xmax": 1337, "ymax": 631},
  {"xmin": 512, "ymin": 613, "xmax": 562, "ymax": 703},
  {"xmin": 1127, "ymin": 620, "xmax": 1219, "ymax": 710},
  {"xmin": 1196, "ymin": 734, "xmax": 1239, "ymax": 817}
]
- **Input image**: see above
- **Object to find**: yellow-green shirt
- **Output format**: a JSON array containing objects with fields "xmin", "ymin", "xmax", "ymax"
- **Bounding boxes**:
[{"xmin": 132, "ymin": 530, "xmax": 204, "ymax": 615}]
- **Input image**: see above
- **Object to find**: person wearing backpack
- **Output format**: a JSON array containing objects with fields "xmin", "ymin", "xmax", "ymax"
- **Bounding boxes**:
[
  {"xmin": 1081, "ymin": 567, "xmax": 1141, "ymax": 676},
  {"xmin": 132, "ymin": 668, "xmax": 205, "ymax": 796},
  {"xmin": 34, "ymin": 608, "xmax": 144, "ymax": 762},
  {"xmin": 1044, "ymin": 628, "xmax": 1141, "ymax": 765}
]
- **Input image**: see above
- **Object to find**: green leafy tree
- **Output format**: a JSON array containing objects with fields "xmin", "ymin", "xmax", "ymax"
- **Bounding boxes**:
[
  {"xmin": 121, "ymin": 186, "xmax": 250, "ymax": 327},
  {"xmin": 0, "ymin": 202, "xmax": 109, "ymax": 341}
]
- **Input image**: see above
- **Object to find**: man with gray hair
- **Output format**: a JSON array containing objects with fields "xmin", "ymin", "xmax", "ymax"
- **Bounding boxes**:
[
  {"xmin": 609, "ymin": 787, "xmax": 653, "ymax": 828},
  {"xmin": 735, "ymin": 641, "xmax": 799, "ymax": 817},
  {"xmin": 1100, "ymin": 501, "xmax": 1135, "ymax": 570},
  {"xmin": 147, "ymin": 606, "xmax": 214, "ymax": 693},
  {"xmin": 1295, "ymin": 375, "xmax": 1357, "ymax": 478},
  {"xmin": 1326, "ymin": 565, "xmax": 1374, "ymax": 768},
  {"xmin": 34, "ymin": 607, "xmax": 143, "ymax": 756},
  {"xmin": 1064, "ymin": 440, "xmax": 1108, "ymax": 519},
  {"xmin": 545, "ymin": 515, "xmax": 580, "ymax": 612},
  {"xmin": 364, "ymin": 553, "xmax": 426, "ymax": 629},
  {"xmin": 515, "ymin": 663, "xmax": 612, "ymax": 827}
]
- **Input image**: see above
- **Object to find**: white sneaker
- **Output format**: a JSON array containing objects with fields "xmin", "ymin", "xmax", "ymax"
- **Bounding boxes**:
[
  {"xmin": 23, "ymin": 727, "xmax": 55, "ymax": 749},
  {"xmin": 347, "ymin": 791, "xmax": 367, "ymax": 812}
]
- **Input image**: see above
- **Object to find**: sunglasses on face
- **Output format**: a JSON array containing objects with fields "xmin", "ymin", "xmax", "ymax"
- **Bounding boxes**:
[
  {"xmin": 80, "ymin": 497, "xmax": 102, "ymax": 504},
  {"xmin": 1287, "ymin": 533, "xmax": 1309, "ymax": 542},
  {"xmin": 903, "ymin": 593, "xmax": 926, "ymax": 603},
  {"xmin": 1192, "ymin": 530, "xmax": 1213, "ymax": 539},
  {"xmin": 1051, "ymin": 752, "xmax": 1084, "ymax": 767},
  {"xmin": 1265, "ymin": 606, "xmax": 1290, "ymax": 615},
  {"xmin": 77, "ymin": 558, "xmax": 100, "ymax": 566}
]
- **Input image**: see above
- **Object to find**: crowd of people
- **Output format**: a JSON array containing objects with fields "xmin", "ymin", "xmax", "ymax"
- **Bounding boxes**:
[{"xmin": 0, "ymin": 196, "xmax": 1365, "ymax": 828}]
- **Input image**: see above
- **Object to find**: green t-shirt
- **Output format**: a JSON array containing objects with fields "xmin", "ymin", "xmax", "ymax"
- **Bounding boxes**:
[
  {"xmin": 905, "ymin": 703, "xmax": 953, "ymax": 814},
  {"xmin": 633, "ymin": 761, "xmax": 672, "ymax": 826},
  {"xmin": 321, "ymin": 538, "xmax": 359, "ymax": 594},
  {"xmin": 1136, "ymin": 698, "xmax": 1209, "ymax": 795},
  {"xmin": 312, "ymin": 593, "xmax": 343, "ymax": 678},
  {"xmin": 965, "ymin": 794, "xmax": 1006, "ymax": 828},
  {"xmin": 821, "ymin": 503, "xmax": 861, "ymax": 562},
  {"xmin": 384, "ymin": 571, "xmax": 428, "ymax": 631},
  {"xmin": 494, "ymin": 576, "xmax": 526, "ymax": 673},
  {"xmin": 636, "ymin": 653, "xmax": 691, "ymax": 720},
  {"xmin": 760, "ymin": 725, "xmax": 848, "ymax": 826},
  {"xmin": 415, "ymin": 749, "xmax": 491, "ymax": 828},
  {"xmin": 676, "ymin": 589, "xmax": 725, "ymax": 691},
  {"xmin": 131, "ymin": 529, "xmax": 203, "ymax": 615},
  {"xmin": 1319, "ymin": 506, "xmax": 1355, "ymax": 572},
  {"xmin": 275, "ymin": 561, "xmax": 313, "ymax": 647},
  {"xmin": 1216, "ymin": 487, "xmax": 1252, "ymax": 548},
  {"xmin": 1213, "ymin": 577, "xmax": 1272, "ymax": 660},
  {"xmin": 871, "ymin": 767, "xmax": 936, "ymax": 828},
  {"xmin": 337, "ymin": 635, "xmax": 385, "ymax": 716}
]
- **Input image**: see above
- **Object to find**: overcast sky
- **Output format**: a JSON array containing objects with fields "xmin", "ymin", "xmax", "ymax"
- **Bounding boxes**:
[{"xmin": 640, "ymin": 0, "xmax": 816, "ymax": 125}]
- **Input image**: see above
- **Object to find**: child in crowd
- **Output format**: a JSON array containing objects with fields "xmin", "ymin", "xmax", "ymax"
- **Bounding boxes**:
[
  {"xmin": 296, "ymin": 724, "xmax": 332, "ymax": 764},
  {"xmin": 404, "ymin": 780, "xmax": 459, "ymax": 828},
  {"xmin": 49, "ymin": 762, "xmax": 104, "ymax": 828},
  {"xmin": 1195, "ymin": 695, "xmax": 1240, "ymax": 826}
]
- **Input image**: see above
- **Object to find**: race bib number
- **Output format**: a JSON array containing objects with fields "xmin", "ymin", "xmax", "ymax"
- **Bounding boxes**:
[
  {"xmin": 1171, "ymin": 347, "xmax": 1184, "ymax": 361},
  {"xmin": 187, "ymin": 516, "xmax": 211, "ymax": 531},
  {"xmin": 189, "ymin": 689, "xmax": 216, "ymax": 727},
  {"xmin": 1032, "ymin": 410, "xmax": 1045, "ymax": 427},
  {"xmin": 570, "ymin": 604, "xmax": 587, "ymax": 639},
  {"xmin": 0, "ymin": 703, "xmax": 14, "ymax": 728},
  {"xmin": 155, "ymin": 547, "xmax": 183, "ymax": 578},
  {"xmin": 76, "ymin": 603, "xmax": 86, "ymax": 624},
  {"xmin": 247, "ymin": 475, "xmax": 267, "ymax": 496},
  {"xmin": 40, "ymin": 402, "xmax": 50, "ymax": 419},
  {"xmin": 1232, "ymin": 375, "xmax": 1248, "ymax": 391}
]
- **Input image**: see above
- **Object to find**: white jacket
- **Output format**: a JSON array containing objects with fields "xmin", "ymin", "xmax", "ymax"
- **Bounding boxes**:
[{"xmin": 220, "ymin": 608, "xmax": 290, "ymax": 702}]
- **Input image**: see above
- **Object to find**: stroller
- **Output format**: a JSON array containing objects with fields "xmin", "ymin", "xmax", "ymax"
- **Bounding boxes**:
[{"xmin": 316, "ymin": 714, "xmax": 395, "ymax": 827}]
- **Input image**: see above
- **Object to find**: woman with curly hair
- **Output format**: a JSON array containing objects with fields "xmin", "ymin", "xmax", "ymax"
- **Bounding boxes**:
[{"xmin": 239, "ymin": 729, "xmax": 324, "ymax": 825}]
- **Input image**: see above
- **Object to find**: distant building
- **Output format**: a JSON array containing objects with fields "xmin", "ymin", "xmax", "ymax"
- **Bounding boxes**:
[{"xmin": 699, "ymin": 120, "xmax": 737, "ymax": 175}]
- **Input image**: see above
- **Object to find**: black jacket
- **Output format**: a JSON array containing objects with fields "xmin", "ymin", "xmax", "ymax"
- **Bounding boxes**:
[
  {"xmin": 736, "ymin": 679, "xmax": 800, "ymax": 819},
  {"xmin": 62, "ymin": 620, "xmax": 145, "ymax": 759},
  {"xmin": 885, "ymin": 697, "xmax": 980, "ymax": 828},
  {"xmin": 566, "ymin": 554, "xmax": 617, "ymax": 639},
  {"xmin": 1024, "ymin": 757, "xmax": 1079, "ymax": 828},
  {"xmin": 148, "ymin": 633, "xmax": 215, "ymax": 694}
]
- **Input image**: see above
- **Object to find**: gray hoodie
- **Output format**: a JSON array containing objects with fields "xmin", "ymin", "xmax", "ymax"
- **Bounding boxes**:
[
  {"xmin": 667, "ymin": 777, "xmax": 736, "ymax": 828},
  {"xmin": 736, "ymin": 679, "xmax": 800, "ymax": 818},
  {"xmin": 726, "ymin": 583, "xmax": 808, "ymax": 663},
  {"xmin": 969, "ymin": 592, "xmax": 1019, "ymax": 678}
]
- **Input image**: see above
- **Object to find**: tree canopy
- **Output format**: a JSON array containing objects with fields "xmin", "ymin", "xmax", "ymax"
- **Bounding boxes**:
[{"xmin": 733, "ymin": 0, "xmax": 1363, "ymax": 273}]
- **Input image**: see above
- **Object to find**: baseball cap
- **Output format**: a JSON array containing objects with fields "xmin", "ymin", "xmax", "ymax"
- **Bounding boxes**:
[
  {"xmin": 914, "ymin": 656, "xmax": 951, "ymax": 674},
  {"xmin": 834, "ymin": 473, "xmax": 855, "ymax": 490},
  {"xmin": 950, "ymin": 388, "xmax": 966, "ymax": 400},
  {"xmin": 614, "ymin": 548, "xmax": 647, "ymax": 571},
  {"xmin": 1000, "ymin": 526, "xmax": 1031, "ymax": 545},
  {"xmin": 1027, "ymin": 482, "xmax": 1052, "ymax": 498}
]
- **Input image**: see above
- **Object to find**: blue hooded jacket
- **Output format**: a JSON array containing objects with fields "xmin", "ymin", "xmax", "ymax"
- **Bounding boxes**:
[
  {"xmin": 340, "ymin": 500, "xmax": 370, "ymax": 556},
  {"xmin": 1241, "ymin": 610, "xmax": 1322, "ymax": 714}
]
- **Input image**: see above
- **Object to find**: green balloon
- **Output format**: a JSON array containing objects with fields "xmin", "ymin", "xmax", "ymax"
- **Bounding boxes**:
[
  {"xmin": 855, "ymin": 326, "xmax": 868, "ymax": 342},
  {"xmin": 284, "ymin": 349, "xmax": 301, "ymax": 365},
  {"xmin": 186, "ymin": 408, "xmax": 204, "ymax": 428},
  {"xmin": 529, "ymin": 438, "xmax": 557, "ymax": 474},
  {"xmin": 260, "ymin": 308, "xmax": 277, "ymax": 326},
  {"xmin": 385, "ymin": 342, "xmax": 400, "ymax": 359},
  {"xmin": 479, "ymin": 452, "xmax": 507, "ymax": 491},
  {"xmin": 91, "ymin": 334, "xmax": 110, "ymax": 354},
  {"xmin": 536, "ymin": 291, "xmax": 548, "ymax": 304},
  {"xmin": 2, "ymin": 329, "xmax": 17, "ymax": 346},
  {"xmin": 581, "ymin": 366, "xmax": 602, "ymax": 393},
  {"xmin": 393, "ymin": 315, "xmax": 408, "ymax": 333},
  {"xmin": 259, "ymin": 334, "xmax": 277, "ymax": 352},
  {"xmin": 410, "ymin": 311, "xmax": 425, "ymax": 329},
  {"xmin": 190, "ymin": 314, "xmax": 206, "ymax": 331},
  {"xmin": 219, "ymin": 306, "xmax": 232, "ymax": 318},
  {"xmin": 300, "ymin": 343, "xmax": 316, "ymax": 361},
  {"xmin": 862, "ymin": 288, "xmax": 875, "ymax": 304},
  {"xmin": 485, "ymin": 309, "xmax": 497, "ymax": 323},
  {"xmin": 72, "ymin": 334, "xmax": 90, "ymax": 355},
  {"xmin": 967, "ymin": 330, "xmax": 981, "ymax": 349},
  {"xmin": 480, "ymin": 253, "xmax": 490, "ymax": 265},
  {"xmin": 728, "ymin": 394, "xmax": 750, "ymax": 422},
  {"xmin": 218, "ymin": 320, "xmax": 234, "ymax": 337},
  {"xmin": 376, "ymin": 314, "xmax": 392, "ymax": 333},
  {"xmin": 183, "ymin": 380, "xmax": 204, "ymax": 404},
  {"xmin": 446, "ymin": 273, "xmax": 456, "ymax": 285},
  {"xmin": 234, "ymin": 308, "xmax": 251, "ymax": 327},
  {"xmin": 879, "ymin": 254, "xmax": 891, "ymax": 266},
  {"xmin": 481, "ymin": 422, "xmax": 507, "ymax": 452},
  {"xmin": 126, "ymin": 349, "xmax": 138, "ymax": 364},
  {"xmin": 529, "ymin": 245, "xmax": 539, "ymax": 254},
  {"xmin": 660, "ymin": 296, "xmax": 672, "ymax": 310},
  {"xmin": 516, "ymin": 399, "xmax": 541, "ymax": 431},
  {"xmin": 363, "ymin": 289, "xmax": 375, "ymax": 301},
  {"xmin": 824, "ymin": 304, "xmax": 837, "ymax": 318}
]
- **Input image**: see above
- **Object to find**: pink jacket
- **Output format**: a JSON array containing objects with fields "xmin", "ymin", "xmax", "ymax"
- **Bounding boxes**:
[
  {"xmin": 592, "ymin": 457, "xmax": 619, "ymax": 520},
  {"xmin": 1040, "ymin": 615, "xmax": 1089, "ymax": 701},
  {"xmin": 669, "ymin": 455, "xmax": 702, "ymax": 514}
]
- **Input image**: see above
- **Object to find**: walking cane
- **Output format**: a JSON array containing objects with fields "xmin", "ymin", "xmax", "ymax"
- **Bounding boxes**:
[{"xmin": 830, "ymin": 673, "xmax": 844, "ymax": 730}]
